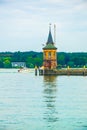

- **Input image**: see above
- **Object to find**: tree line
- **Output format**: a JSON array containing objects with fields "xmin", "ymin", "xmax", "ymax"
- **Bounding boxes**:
[{"xmin": 0, "ymin": 51, "xmax": 87, "ymax": 68}]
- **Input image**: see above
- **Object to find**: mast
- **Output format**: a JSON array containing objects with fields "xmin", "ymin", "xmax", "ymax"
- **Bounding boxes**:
[
  {"xmin": 54, "ymin": 24, "xmax": 56, "ymax": 44},
  {"xmin": 49, "ymin": 23, "xmax": 51, "ymax": 32}
]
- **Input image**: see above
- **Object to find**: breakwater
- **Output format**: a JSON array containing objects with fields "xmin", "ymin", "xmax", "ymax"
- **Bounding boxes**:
[{"xmin": 38, "ymin": 68, "xmax": 87, "ymax": 76}]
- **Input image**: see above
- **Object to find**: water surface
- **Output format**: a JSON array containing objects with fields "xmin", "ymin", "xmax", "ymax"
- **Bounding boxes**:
[{"xmin": 0, "ymin": 69, "xmax": 87, "ymax": 130}]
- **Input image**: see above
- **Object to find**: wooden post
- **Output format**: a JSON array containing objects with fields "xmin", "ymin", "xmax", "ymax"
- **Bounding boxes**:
[
  {"xmin": 67, "ymin": 66, "xmax": 70, "ymax": 75},
  {"xmin": 83, "ymin": 65, "xmax": 85, "ymax": 76},
  {"xmin": 35, "ymin": 66, "xmax": 37, "ymax": 76}
]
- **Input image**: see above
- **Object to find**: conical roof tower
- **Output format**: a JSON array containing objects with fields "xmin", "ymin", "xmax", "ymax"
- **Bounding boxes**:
[
  {"xmin": 43, "ymin": 24, "xmax": 57, "ymax": 50},
  {"xmin": 43, "ymin": 24, "xmax": 57, "ymax": 69}
]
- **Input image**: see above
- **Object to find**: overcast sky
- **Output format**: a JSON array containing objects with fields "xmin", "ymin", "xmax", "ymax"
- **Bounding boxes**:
[{"xmin": 0, "ymin": 0, "xmax": 87, "ymax": 52}]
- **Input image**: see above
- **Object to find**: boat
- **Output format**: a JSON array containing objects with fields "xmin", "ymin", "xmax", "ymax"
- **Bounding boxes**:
[{"xmin": 18, "ymin": 68, "xmax": 30, "ymax": 73}]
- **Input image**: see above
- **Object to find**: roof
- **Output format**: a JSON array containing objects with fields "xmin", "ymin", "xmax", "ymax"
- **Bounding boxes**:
[
  {"xmin": 43, "ymin": 43, "xmax": 57, "ymax": 50},
  {"xmin": 43, "ymin": 24, "xmax": 57, "ymax": 50},
  {"xmin": 47, "ymin": 30, "xmax": 54, "ymax": 44}
]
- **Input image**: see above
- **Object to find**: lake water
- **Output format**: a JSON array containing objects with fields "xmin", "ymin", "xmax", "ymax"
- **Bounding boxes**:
[{"xmin": 0, "ymin": 69, "xmax": 87, "ymax": 130}]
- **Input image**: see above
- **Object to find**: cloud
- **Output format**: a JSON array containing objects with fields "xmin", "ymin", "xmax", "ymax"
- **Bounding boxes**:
[
  {"xmin": 0, "ymin": 0, "xmax": 87, "ymax": 52},
  {"xmin": 74, "ymin": 2, "xmax": 87, "ymax": 11}
]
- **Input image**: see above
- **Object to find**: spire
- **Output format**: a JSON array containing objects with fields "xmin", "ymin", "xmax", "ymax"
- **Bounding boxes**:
[{"xmin": 47, "ymin": 23, "xmax": 54, "ymax": 44}]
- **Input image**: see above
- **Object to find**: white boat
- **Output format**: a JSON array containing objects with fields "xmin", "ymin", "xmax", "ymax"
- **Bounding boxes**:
[{"xmin": 18, "ymin": 68, "xmax": 30, "ymax": 73}]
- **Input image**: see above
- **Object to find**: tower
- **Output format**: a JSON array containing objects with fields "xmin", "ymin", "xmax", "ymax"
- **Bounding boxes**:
[{"xmin": 43, "ymin": 24, "xmax": 57, "ymax": 69}]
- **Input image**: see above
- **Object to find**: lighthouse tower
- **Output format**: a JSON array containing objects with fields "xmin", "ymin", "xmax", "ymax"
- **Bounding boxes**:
[{"xmin": 43, "ymin": 24, "xmax": 57, "ymax": 69}]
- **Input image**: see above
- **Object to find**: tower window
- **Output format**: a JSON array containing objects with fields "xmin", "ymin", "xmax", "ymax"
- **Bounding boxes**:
[
  {"xmin": 48, "ymin": 52, "xmax": 51, "ymax": 58},
  {"xmin": 54, "ymin": 52, "xmax": 55, "ymax": 56}
]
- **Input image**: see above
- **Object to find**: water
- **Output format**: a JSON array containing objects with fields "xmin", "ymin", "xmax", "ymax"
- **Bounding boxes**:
[{"xmin": 0, "ymin": 69, "xmax": 87, "ymax": 130}]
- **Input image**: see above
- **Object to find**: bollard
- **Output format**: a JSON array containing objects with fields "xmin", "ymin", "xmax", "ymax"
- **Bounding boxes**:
[{"xmin": 35, "ymin": 66, "xmax": 37, "ymax": 76}]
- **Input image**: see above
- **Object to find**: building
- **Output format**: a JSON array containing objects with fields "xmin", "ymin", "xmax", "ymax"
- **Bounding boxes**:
[
  {"xmin": 11, "ymin": 62, "xmax": 26, "ymax": 68},
  {"xmin": 43, "ymin": 25, "xmax": 57, "ymax": 69}
]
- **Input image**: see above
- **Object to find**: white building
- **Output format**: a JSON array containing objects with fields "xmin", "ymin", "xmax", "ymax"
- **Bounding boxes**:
[{"xmin": 11, "ymin": 62, "xmax": 26, "ymax": 68}]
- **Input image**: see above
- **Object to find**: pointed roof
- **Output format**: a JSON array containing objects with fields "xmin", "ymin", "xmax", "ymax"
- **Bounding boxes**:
[
  {"xmin": 43, "ymin": 24, "xmax": 57, "ymax": 50},
  {"xmin": 47, "ymin": 24, "xmax": 54, "ymax": 44}
]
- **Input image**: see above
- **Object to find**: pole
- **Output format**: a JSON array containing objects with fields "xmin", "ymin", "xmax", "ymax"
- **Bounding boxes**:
[{"xmin": 54, "ymin": 24, "xmax": 56, "ymax": 44}]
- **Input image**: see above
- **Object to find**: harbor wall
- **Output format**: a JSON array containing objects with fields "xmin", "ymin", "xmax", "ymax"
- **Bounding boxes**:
[{"xmin": 39, "ymin": 68, "xmax": 87, "ymax": 76}]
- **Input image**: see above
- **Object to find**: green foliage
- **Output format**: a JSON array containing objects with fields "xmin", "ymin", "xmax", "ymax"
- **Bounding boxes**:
[
  {"xmin": 26, "ymin": 57, "xmax": 35, "ymax": 68},
  {"xmin": 57, "ymin": 64, "xmax": 62, "ymax": 69},
  {"xmin": 57, "ymin": 52, "xmax": 87, "ymax": 68},
  {"xmin": 67, "ymin": 61, "xmax": 74, "ymax": 67},
  {"xmin": 0, "ymin": 51, "xmax": 87, "ymax": 68},
  {"xmin": 0, "ymin": 57, "xmax": 12, "ymax": 68},
  {"xmin": 3, "ymin": 59, "xmax": 12, "ymax": 68},
  {"xmin": 26, "ymin": 56, "xmax": 43, "ymax": 68},
  {"xmin": 58, "ymin": 53, "xmax": 65, "ymax": 65},
  {"xmin": 0, "ymin": 58, "xmax": 4, "ymax": 68}
]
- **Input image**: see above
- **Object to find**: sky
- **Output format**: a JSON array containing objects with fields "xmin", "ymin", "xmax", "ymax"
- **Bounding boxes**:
[{"xmin": 0, "ymin": 0, "xmax": 87, "ymax": 52}]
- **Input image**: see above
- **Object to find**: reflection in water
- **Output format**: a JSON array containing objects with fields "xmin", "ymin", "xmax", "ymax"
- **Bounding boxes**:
[{"xmin": 43, "ymin": 76, "xmax": 58, "ymax": 127}]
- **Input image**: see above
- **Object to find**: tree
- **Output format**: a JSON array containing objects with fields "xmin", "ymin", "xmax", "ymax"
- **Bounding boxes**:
[
  {"xmin": 67, "ymin": 61, "xmax": 74, "ymax": 67},
  {"xmin": 3, "ymin": 57, "xmax": 12, "ymax": 68},
  {"xmin": 58, "ymin": 54, "xmax": 65, "ymax": 66},
  {"xmin": 34, "ymin": 57, "xmax": 43, "ymax": 67},
  {"xmin": 0, "ymin": 59, "xmax": 4, "ymax": 68},
  {"xmin": 26, "ymin": 57, "xmax": 35, "ymax": 68}
]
